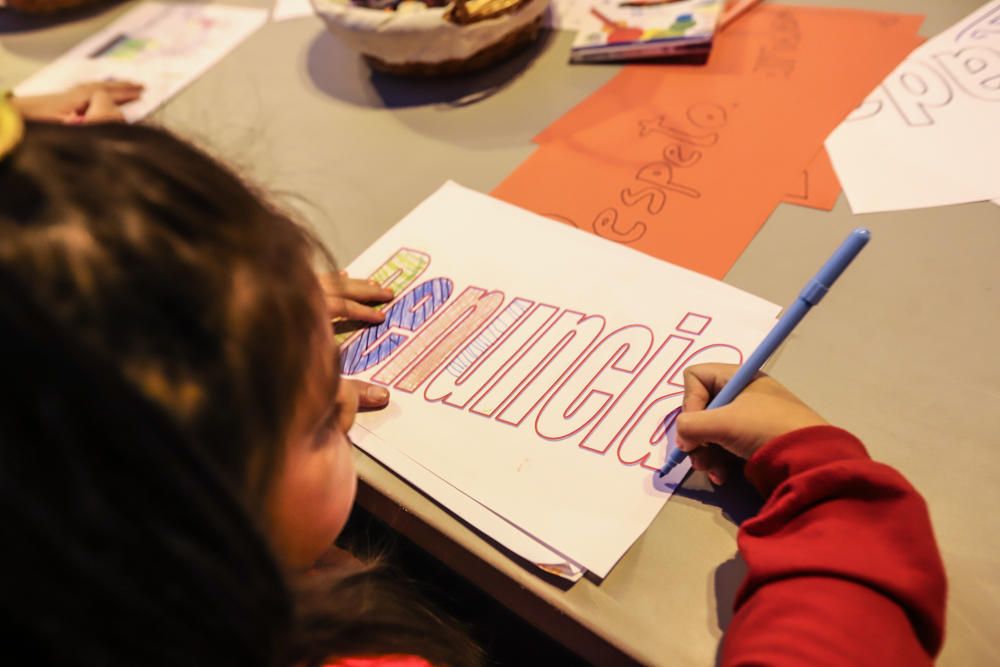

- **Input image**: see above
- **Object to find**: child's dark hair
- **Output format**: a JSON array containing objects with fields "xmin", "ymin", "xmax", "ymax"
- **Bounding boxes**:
[{"xmin": 0, "ymin": 121, "xmax": 482, "ymax": 667}]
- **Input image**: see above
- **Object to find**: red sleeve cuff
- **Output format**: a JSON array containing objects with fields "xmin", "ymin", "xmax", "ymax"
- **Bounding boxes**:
[{"xmin": 745, "ymin": 425, "xmax": 870, "ymax": 498}]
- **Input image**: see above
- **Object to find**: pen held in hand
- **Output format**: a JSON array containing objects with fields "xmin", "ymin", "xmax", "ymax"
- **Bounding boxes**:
[{"xmin": 656, "ymin": 228, "xmax": 871, "ymax": 478}]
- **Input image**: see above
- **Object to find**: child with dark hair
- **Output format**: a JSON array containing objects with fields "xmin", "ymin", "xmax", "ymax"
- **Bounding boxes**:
[
  {"xmin": 0, "ymin": 106, "xmax": 946, "ymax": 667},
  {"xmin": 0, "ymin": 114, "xmax": 481, "ymax": 667}
]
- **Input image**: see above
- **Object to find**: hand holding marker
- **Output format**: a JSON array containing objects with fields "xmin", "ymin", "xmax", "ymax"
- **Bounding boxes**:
[{"xmin": 657, "ymin": 228, "xmax": 871, "ymax": 478}]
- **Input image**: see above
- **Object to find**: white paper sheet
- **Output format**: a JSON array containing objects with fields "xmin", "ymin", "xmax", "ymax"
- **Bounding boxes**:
[
  {"xmin": 343, "ymin": 182, "xmax": 779, "ymax": 577},
  {"xmin": 825, "ymin": 0, "xmax": 1000, "ymax": 213},
  {"xmin": 271, "ymin": 0, "xmax": 316, "ymax": 22},
  {"xmin": 354, "ymin": 423, "xmax": 585, "ymax": 580},
  {"xmin": 546, "ymin": 0, "xmax": 592, "ymax": 31},
  {"xmin": 14, "ymin": 3, "xmax": 267, "ymax": 122}
]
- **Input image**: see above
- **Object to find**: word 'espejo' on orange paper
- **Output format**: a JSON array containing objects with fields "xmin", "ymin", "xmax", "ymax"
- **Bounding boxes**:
[{"xmin": 495, "ymin": 5, "xmax": 924, "ymax": 277}]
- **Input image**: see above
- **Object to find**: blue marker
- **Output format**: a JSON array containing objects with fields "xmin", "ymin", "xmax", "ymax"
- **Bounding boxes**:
[{"xmin": 657, "ymin": 228, "xmax": 871, "ymax": 479}]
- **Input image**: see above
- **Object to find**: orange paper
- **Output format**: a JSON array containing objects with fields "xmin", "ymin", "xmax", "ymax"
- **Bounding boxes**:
[
  {"xmin": 782, "ymin": 148, "xmax": 841, "ymax": 211},
  {"xmin": 534, "ymin": 8, "xmax": 924, "ymax": 144},
  {"xmin": 500, "ymin": 5, "xmax": 924, "ymax": 277}
]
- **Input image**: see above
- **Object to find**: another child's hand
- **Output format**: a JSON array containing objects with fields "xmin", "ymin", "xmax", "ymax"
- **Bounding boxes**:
[
  {"xmin": 322, "ymin": 270, "xmax": 393, "ymax": 324},
  {"xmin": 675, "ymin": 363, "xmax": 827, "ymax": 485},
  {"xmin": 11, "ymin": 81, "xmax": 144, "ymax": 124}
]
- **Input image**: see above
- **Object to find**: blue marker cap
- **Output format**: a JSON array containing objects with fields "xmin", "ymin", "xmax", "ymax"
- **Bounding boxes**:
[{"xmin": 799, "ymin": 228, "xmax": 870, "ymax": 306}]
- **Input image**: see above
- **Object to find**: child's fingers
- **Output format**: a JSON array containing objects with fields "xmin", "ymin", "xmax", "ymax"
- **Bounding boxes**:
[
  {"xmin": 688, "ymin": 444, "xmax": 736, "ymax": 485},
  {"xmin": 337, "ymin": 381, "xmax": 389, "ymax": 431},
  {"xmin": 336, "ymin": 380, "xmax": 391, "ymax": 430},
  {"xmin": 688, "ymin": 447, "xmax": 714, "ymax": 471},
  {"xmin": 328, "ymin": 297, "xmax": 386, "ymax": 323},
  {"xmin": 81, "ymin": 90, "xmax": 125, "ymax": 123},
  {"xmin": 707, "ymin": 467, "xmax": 728, "ymax": 486},
  {"xmin": 681, "ymin": 362, "xmax": 750, "ymax": 411},
  {"xmin": 318, "ymin": 271, "xmax": 339, "ymax": 292},
  {"xmin": 681, "ymin": 365, "xmax": 716, "ymax": 413},
  {"xmin": 319, "ymin": 272, "xmax": 393, "ymax": 322},
  {"xmin": 339, "ymin": 277, "xmax": 393, "ymax": 304},
  {"xmin": 102, "ymin": 80, "xmax": 145, "ymax": 102},
  {"xmin": 352, "ymin": 380, "xmax": 390, "ymax": 410},
  {"xmin": 675, "ymin": 403, "xmax": 743, "ymax": 456}
]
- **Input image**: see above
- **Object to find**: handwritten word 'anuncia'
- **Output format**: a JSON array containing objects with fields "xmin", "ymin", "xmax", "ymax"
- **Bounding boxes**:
[{"xmin": 340, "ymin": 249, "xmax": 744, "ymax": 472}]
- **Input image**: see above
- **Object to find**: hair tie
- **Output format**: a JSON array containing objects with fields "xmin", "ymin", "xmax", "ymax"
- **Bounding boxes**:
[{"xmin": 0, "ymin": 92, "xmax": 26, "ymax": 161}]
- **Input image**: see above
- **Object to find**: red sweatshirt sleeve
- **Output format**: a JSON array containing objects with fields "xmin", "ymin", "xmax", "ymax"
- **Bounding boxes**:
[{"xmin": 722, "ymin": 426, "xmax": 947, "ymax": 667}]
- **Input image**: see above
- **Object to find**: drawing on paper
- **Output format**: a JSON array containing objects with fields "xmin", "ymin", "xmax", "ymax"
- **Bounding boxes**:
[
  {"xmin": 955, "ymin": 3, "xmax": 1000, "ymax": 42},
  {"xmin": 845, "ymin": 6, "xmax": 999, "ymax": 128},
  {"xmin": 13, "ymin": 3, "xmax": 268, "ymax": 123},
  {"xmin": 341, "ymin": 182, "xmax": 782, "ymax": 577},
  {"xmin": 826, "ymin": 0, "xmax": 1000, "ymax": 213},
  {"xmin": 342, "ymin": 249, "xmax": 744, "ymax": 473},
  {"xmin": 87, "ymin": 7, "xmax": 226, "ymax": 61}
]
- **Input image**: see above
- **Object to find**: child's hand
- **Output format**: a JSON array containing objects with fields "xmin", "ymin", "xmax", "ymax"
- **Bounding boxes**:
[
  {"xmin": 322, "ymin": 271, "xmax": 394, "ymax": 324},
  {"xmin": 346, "ymin": 379, "xmax": 390, "ymax": 412},
  {"xmin": 11, "ymin": 81, "xmax": 144, "ymax": 124},
  {"xmin": 675, "ymin": 363, "xmax": 827, "ymax": 485},
  {"xmin": 324, "ymin": 271, "xmax": 394, "ymax": 423},
  {"xmin": 334, "ymin": 378, "xmax": 391, "ymax": 432}
]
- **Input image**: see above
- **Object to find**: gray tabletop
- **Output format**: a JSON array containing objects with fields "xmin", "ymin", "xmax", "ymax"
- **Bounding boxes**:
[{"xmin": 3, "ymin": 0, "xmax": 998, "ymax": 664}]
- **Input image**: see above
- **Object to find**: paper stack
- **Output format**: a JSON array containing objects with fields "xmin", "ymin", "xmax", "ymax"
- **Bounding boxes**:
[{"xmin": 342, "ymin": 182, "xmax": 780, "ymax": 579}]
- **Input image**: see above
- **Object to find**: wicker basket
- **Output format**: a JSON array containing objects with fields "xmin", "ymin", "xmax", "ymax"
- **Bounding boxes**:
[
  {"xmin": 313, "ymin": 0, "xmax": 550, "ymax": 77},
  {"xmin": 5, "ymin": 0, "xmax": 106, "ymax": 14}
]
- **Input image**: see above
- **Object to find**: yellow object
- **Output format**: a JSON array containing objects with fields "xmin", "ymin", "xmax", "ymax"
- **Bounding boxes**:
[{"xmin": 0, "ymin": 94, "xmax": 26, "ymax": 161}]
